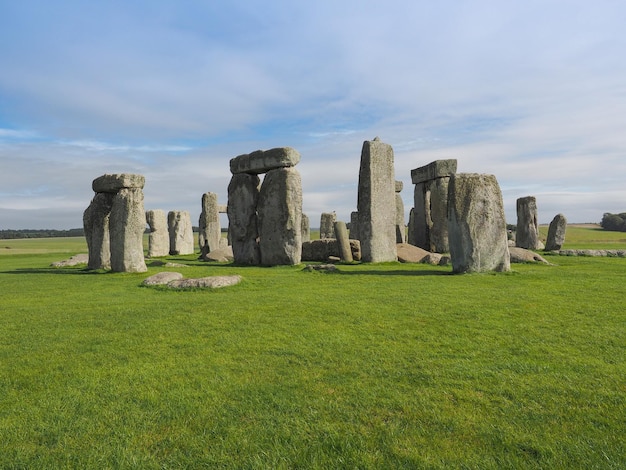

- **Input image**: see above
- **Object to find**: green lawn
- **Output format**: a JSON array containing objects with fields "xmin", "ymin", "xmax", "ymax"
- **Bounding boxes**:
[{"xmin": 0, "ymin": 226, "xmax": 624, "ymax": 468}]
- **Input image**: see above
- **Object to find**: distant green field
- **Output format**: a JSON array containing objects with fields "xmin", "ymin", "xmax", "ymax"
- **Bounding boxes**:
[{"xmin": 0, "ymin": 225, "xmax": 624, "ymax": 468}]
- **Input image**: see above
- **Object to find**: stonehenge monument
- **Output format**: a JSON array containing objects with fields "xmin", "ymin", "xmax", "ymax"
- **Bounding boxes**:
[
  {"xmin": 168, "ymin": 210, "xmax": 194, "ymax": 255},
  {"xmin": 516, "ymin": 196, "xmax": 539, "ymax": 249},
  {"xmin": 447, "ymin": 173, "xmax": 510, "ymax": 273},
  {"xmin": 545, "ymin": 213, "xmax": 567, "ymax": 251},
  {"xmin": 83, "ymin": 173, "xmax": 147, "ymax": 273},
  {"xmin": 227, "ymin": 147, "xmax": 302, "ymax": 266},
  {"xmin": 146, "ymin": 209, "xmax": 169, "ymax": 257},
  {"xmin": 357, "ymin": 137, "xmax": 397, "ymax": 262},
  {"xmin": 410, "ymin": 159, "xmax": 457, "ymax": 253},
  {"xmin": 198, "ymin": 192, "xmax": 221, "ymax": 257}
]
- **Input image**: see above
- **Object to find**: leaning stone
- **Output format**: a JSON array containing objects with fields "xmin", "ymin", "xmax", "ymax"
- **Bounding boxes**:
[
  {"xmin": 357, "ymin": 138, "xmax": 397, "ymax": 262},
  {"xmin": 396, "ymin": 243, "xmax": 430, "ymax": 263},
  {"xmin": 167, "ymin": 275, "xmax": 242, "ymax": 289},
  {"xmin": 83, "ymin": 192, "xmax": 114, "ymax": 270},
  {"xmin": 142, "ymin": 272, "xmax": 184, "ymax": 286},
  {"xmin": 509, "ymin": 247, "xmax": 550, "ymax": 264},
  {"xmin": 411, "ymin": 159, "xmax": 457, "ymax": 185},
  {"xmin": 51, "ymin": 254, "xmax": 89, "ymax": 267},
  {"xmin": 257, "ymin": 167, "xmax": 302, "ymax": 266},
  {"xmin": 146, "ymin": 209, "xmax": 169, "ymax": 257},
  {"xmin": 334, "ymin": 221, "xmax": 353, "ymax": 262},
  {"xmin": 230, "ymin": 147, "xmax": 301, "ymax": 175},
  {"xmin": 447, "ymin": 173, "xmax": 510, "ymax": 273},
  {"xmin": 545, "ymin": 213, "xmax": 567, "ymax": 251},
  {"xmin": 168, "ymin": 210, "xmax": 195, "ymax": 255},
  {"xmin": 227, "ymin": 173, "xmax": 261, "ymax": 265},
  {"xmin": 109, "ymin": 188, "xmax": 147, "ymax": 273},
  {"xmin": 516, "ymin": 196, "xmax": 540, "ymax": 249},
  {"xmin": 92, "ymin": 173, "xmax": 145, "ymax": 193}
]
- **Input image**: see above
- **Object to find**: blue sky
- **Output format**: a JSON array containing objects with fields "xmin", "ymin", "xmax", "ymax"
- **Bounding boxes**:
[{"xmin": 1, "ymin": 0, "xmax": 625, "ymax": 229}]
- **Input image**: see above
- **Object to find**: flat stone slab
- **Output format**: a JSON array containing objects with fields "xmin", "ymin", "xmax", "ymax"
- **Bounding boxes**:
[
  {"xmin": 230, "ymin": 147, "xmax": 300, "ymax": 175},
  {"xmin": 509, "ymin": 247, "xmax": 550, "ymax": 264},
  {"xmin": 396, "ymin": 243, "xmax": 430, "ymax": 263},
  {"xmin": 92, "ymin": 173, "xmax": 145, "ymax": 193},
  {"xmin": 167, "ymin": 275, "xmax": 242, "ymax": 289},
  {"xmin": 142, "ymin": 272, "xmax": 184, "ymax": 285},
  {"xmin": 558, "ymin": 249, "xmax": 626, "ymax": 257},
  {"xmin": 51, "ymin": 253, "xmax": 89, "ymax": 267},
  {"xmin": 411, "ymin": 159, "xmax": 457, "ymax": 184}
]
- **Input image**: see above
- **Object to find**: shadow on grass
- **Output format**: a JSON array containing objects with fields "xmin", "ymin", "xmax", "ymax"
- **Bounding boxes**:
[
  {"xmin": 1, "ymin": 267, "xmax": 110, "ymax": 275},
  {"xmin": 334, "ymin": 268, "xmax": 453, "ymax": 277}
]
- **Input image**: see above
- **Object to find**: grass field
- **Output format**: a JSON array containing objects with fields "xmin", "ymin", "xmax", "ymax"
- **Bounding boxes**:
[{"xmin": 0, "ymin": 225, "xmax": 624, "ymax": 468}]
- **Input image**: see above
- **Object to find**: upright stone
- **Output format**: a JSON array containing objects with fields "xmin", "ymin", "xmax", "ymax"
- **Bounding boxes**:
[
  {"xmin": 516, "ymin": 196, "xmax": 539, "ymax": 249},
  {"xmin": 357, "ymin": 138, "xmax": 397, "ymax": 262},
  {"xmin": 350, "ymin": 211, "xmax": 360, "ymax": 240},
  {"xmin": 227, "ymin": 173, "xmax": 261, "ymax": 265},
  {"xmin": 168, "ymin": 210, "xmax": 194, "ymax": 255},
  {"xmin": 320, "ymin": 212, "xmax": 336, "ymax": 239},
  {"xmin": 109, "ymin": 188, "xmax": 147, "ymax": 273},
  {"xmin": 146, "ymin": 209, "xmax": 169, "ymax": 257},
  {"xmin": 395, "ymin": 181, "xmax": 405, "ymax": 243},
  {"xmin": 545, "ymin": 213, "xmax": 567, "ymax": 251},
  {"xmin": 257, "ymin": 167, "xmax": 302, "ymax": 266},
  {"xmin": 428, "ymin": 177, "xmax": 450, "ymax": 253},
  {"xmin": 407, "ymin": 208, "xmax": 416, "ymax": 246},
  {"xmin": 301, "ymin": 213, "xmax": 311, "ymax": 242},
  {"xmin": 447, "ymin": 173, "xmax": 510, "ymax": 273},
  {"xmin": 334, "ymin": 221, "xmax": 353, "ymax": 262},
  {"xmin": 198, "ymin": 192, "xmax": 221, "ymax": 257},
  {"xmin": 83, "ymin": 192, "xmax": 114, "ymax": 269}
]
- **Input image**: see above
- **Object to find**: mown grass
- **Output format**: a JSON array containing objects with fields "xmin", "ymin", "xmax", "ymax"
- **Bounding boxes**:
[{"xmin": 0, "ymin": 226, "xmax": 624, "ymax": 468}]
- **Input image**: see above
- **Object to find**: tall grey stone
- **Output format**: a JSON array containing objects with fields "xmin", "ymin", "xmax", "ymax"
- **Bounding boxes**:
[
  {"xmin": 146, "ymin": 209, "xmax": 169, "ymax": 258},
  {"xmin": 168, "ymin": 210, "xmax": 194, "ymax": 256},
  {"xmin": 227, "ymin": 173, "xmax": 261, "ymax": 265},
  {"xmin": 301, "ymin": 213, "xmax": 311, "ymax": 242},
  {"xmin": 257, "ymin": 167, "xmax": 302, "ymax": 266},
  {"xmin": 395, "ymin": 181, "xmax": 405, "ymax": 244},
  {"xmin": 320, "ymin": 212, "xmax": 336, "ymax": 239},
  {"xmin": 350, "ymin": 211, "xmax": 360, "ymax": 241},
  {"xmin": 407, "ymin": 208, "xmax": 416, "ymax": 246},
  {"xmin": 357, "ymin": 138, "xmax": 397, "ymax": 262},
  {"xmin": 334, "ymin": 221, "xmax": 353, "ymax": 262},
  {"xmin": 199, "ymin": 192, "xmax": 221, "ymax": 257},
  {"xmin": 545, "ymin": 213, "xmax": 567, "ymax": 251},
  {"xmin": 428, "ymin": 177, "xmax": 450, "ymax": 253},
  {"xmin": 83, "ymin": 192, "xmax": 114, "ymax": 270},
  {"xmin": 447, "ymin": 173, "xmax": 510, "ymax": 273},
  {"xmin": 412, "ymin": 183, "xmax": 429, "ymax": 249},
  {"xmin": 516, "ymin": 196, "xmax": 539, "ymax": 249},
  {"xmin": 109, "ymin": 188, "xmax": 147, "ymax": 273}
]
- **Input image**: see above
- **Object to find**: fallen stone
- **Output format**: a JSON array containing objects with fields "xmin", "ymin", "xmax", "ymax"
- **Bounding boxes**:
[
  {"xmin": 508, "ymin": 247, "xmax": 550, "ymax": 264},
  {"xmin": 301, "ymin": 239, "xmax": 361, "ymax": 262},
  {"xmin": 396, "ymin": 243, "xmax": 430, "ymax": 263},
  {"xmin": 167, "ymin": 275, "xmax": 242, "ymax": 289},
  {"xmin": 302, "ymin": 264, "xmax": 338, "ymax": 272},
  {"xmin": 51, "ymin": 254, "xmax": 89, "ymax": 267},
  {"xmin": 142, "ymin": 272, "xmax": 184, "ymax": 285},
  {"xmin": 230, "ymin": 147, "xmax": 300, "ymax": 175},
  {"xmin": 200, "ymin": 246, "xmax": 234, "ymax": 263}
]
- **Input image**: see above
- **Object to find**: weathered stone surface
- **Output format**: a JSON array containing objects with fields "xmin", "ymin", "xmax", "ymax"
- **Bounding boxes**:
[
  {"xmin": 109, "ymin": 188, "xmax": 147, "ymax": 273},
  {"xmin": 230, "ymin": 147, "xmax": 300, "ymax": 175},
  {"xmin": 301, "ymin": 213, "xmax": 311, "ymax": 242},
  {"xmin": 146, "ymin": 209, "xmax": 169, "ymax": 257},
  {"xmin": 396, "ymin": 243, "xmax": 430, "ymax": 263},
  {"xmin": 411, "ymin": 159, "xmax": 457, "ymax": 184},
  {"xmin": 559, "ymin": 249, "xmax": 626, "ymax": 257},
  {"xmin": 258, "ymin": 167, "xmax": 302, "ymax": 266},
  {"xmin": 227, "ymin": 173, "xmax": 261, "ymax": 265},
  {"xmin": 83, "ymin": 192, "xmax": 114, "ymax": 270},
  {"xmin": 407, "ymin": 208, "xmax": 416, "ymax": 246},
  {"xmin": 423, "ymin": 253, "xmax": 451, "ymax": 266},
  {"xmin": 509, "ymin": 247, "xmax": 550, "ymax": 264},
  {"xmin": 428, "ymin": 177, "xmax": 451, "ymax": 253},
  {"xmin": 411, "ymin": 182, "xmax": 429, "ymax": 250},
  {"xmin": 545, "ymin": 213, "xmax": 567, "ymax": 251},
  {"xmin": 395, "ymin": 180, "xmax": 404, "ymax": 193},
  {"xmin": 142, "ymin": 271, "xmax": 184, "ymax": 285},
  {"xmin": 168, "ymin": 275, "xmax": 242, "ymax": 289},
  {"xmin": 395, "ymin": 193, "xmax": 406, "ymax": 243},
  {"xmin": 334, "ymin": 221, "xmax": 353, "ymax": 262},
  {"xmin": 350, "ymin": 211, "xmax": 360, "ymax": 241},
  {"xmin": 447, "ymin": 173, "xmax": 510, "ymax": 273},
  {"xmin": 320, "ymin": 212, "xmax": 336, "ymax": 239},
  {"xmin": 357, "ymin": 138, "xmax": 397, "ymax": 262},
  {"xmin": 168, "ymin": 210, "xmax": 194, "ymax": 256},
  {"xmin": 301, "ymin": 239, "xmax": 361, "ymax": 262},
  {"xmin": 51, "ymin": 254, "xmax": 89, "ymax": 267},
  {"xmin": 199, "ymin": 246, "xmax": 234, "ymax": 263},
  {"xmin": 516, "ymin": 196, "xmax": 539, "ymax": 249},
  {"xmin": 217, "ymin": 204, "xmax": 228, "ymax": 213},
  {"xmin": 92, "ymin": 173, "xmax": 145, "ymax": 193},
  {"xmin": 198, "ymin": 192, "xmax": 221, "ymax": 257}
]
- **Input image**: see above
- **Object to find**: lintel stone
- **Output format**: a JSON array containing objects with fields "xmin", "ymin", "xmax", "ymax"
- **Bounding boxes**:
[
  {"xmin": 230, "ymin": 147, "xmax": 300, "ymax": 175},
  {"xmin": 92, "ymin": 173, "xmax": 145, "ymax": 193},
  {"xmin": 410, "ymin": 159, "xmax": 457, "ymax": 184}
]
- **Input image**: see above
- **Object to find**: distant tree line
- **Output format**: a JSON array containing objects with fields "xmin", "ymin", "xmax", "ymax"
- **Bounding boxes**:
[
  {"xmin": 600, "ymin": 213, "xmax": 626, "ymax": 232},
  {"xmin": 0, "ymin": 228, "xmax": 85, "ymax": 239}
]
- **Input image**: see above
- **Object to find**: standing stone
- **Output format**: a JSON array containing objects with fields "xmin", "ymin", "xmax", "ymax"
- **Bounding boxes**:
[
  {"xmin": 545, "ymin": 213, "xmax": 567, "ymax": 251},
  {"xmin": 334, "ymin": 221, "xmax": 353, "ymax": 262},
  {"xmin": 198, "ymin": 192, "xmax": 221, "ymax": 257},
  {"xmin": 357, "ymin": 138, "xmax": 397, "ymax": 262},
  {"xmin": 428, "ymin": 177, "xmax": 450, "ymax": 253},
  {"xmin": 109, "ymin": 188, "xmax": 147, "ymax": 273},
  {"xmin": 516, "ymin": 196, "xmax": 539, "ymax": 249},
  {"xmin": 146, "ymin": 209, "xmax": 169, "ymax": 257},
  {"xmin": 320, "ymin": 212, "xmax": 336, "ymax": 239},
  {"xmin": 168, "ymin": 210, "xmax": 194, "ymax": 256},
  {"xmin": 412, "ymin": 182, "xmax": 429, "ymax": 250},
  {"xmin": 227, "ymin": 173, "xmax": 261, "ymax": 265},
  {"xmin": 407, "ymin": 208, "xmax": 416, "ymax": 246},
  {"xmin": 83, "ymin": 192, "xmax": 114, "ymax": 270},
  {"xmin": 350, "ymin": 211, "xmax": 360, "ymax": 241},
  {"xmin": 395, "ymin": 181, "xmax": 405, "ymax": 243},
  {"xmin": 301, "ymin": 213, "xmax": 311, "ymax": 242},
  {"xmin": 257, "ymin": 167, "xmax": 302, "ymax": 266},
  {"xmin": 447, "ymin": 173, "xmax": 510, "ymax": 273}
]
